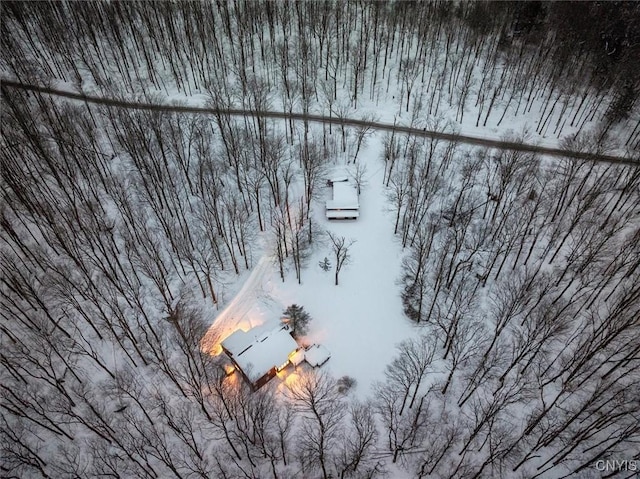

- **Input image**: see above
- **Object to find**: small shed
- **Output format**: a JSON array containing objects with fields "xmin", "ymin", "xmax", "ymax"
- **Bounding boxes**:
[
  {"xmin": 326, "ymin": 181, "xmax": 359, "ymax": 220},
  {"xmin": 304, "ymin": 344, "xmax": 332, "ymax": 367},
  {"xmin": 289, "ymin": 349, "xmax": 306, "ymax": 367}
]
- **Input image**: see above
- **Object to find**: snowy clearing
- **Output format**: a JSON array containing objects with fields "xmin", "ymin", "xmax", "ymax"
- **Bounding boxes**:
[{"xmin": 204, "ymin": 133, "xmax": 418, "ymax": 397}]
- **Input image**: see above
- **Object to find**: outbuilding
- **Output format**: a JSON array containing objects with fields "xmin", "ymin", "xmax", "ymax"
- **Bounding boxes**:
[
  {"xmin": 326, "ymin": 179, "xmax": 359, "ymax": 220},
  {"xmin": 304, "ymin": 344, "xmax": 332, "ymax": 367}
]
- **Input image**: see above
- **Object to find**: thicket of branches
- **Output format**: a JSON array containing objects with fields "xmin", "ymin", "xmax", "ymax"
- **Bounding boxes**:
[
  {"xmin": 0, "ymin": 82, "xmax": 355, "ymax": 479},
  {"xmin": 385, "ymin": 127, "xmax": 640, "ymax": 477},
  {"xmin": 2, "ymin": 1, "xmax": 639, "ymax": 148},
  {"xmin": 2, "ymin": 2, "xmax": 639, "ymax": 478}
]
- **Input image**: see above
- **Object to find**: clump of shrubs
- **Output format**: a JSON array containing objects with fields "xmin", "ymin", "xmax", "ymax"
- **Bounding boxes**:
[{"xmin": 337, "ymin": 375, "xmax": 357, "ymax": 394}]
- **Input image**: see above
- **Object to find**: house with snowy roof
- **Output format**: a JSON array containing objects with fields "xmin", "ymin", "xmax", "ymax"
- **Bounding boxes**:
[
  {"xmin": 326, "ymin": 178, "xmax": 359, "ymax": 220},
  {"xmin": 221, "ymin": 323, "xmax": 302, "ymax": 390}
]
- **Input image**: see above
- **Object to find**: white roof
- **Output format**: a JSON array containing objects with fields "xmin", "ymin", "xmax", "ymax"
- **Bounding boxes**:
[
  {"xmin": 221, "ymin": 322, "xmax": 275, "ymax": 356},
  {"xmin": 326, "ymin": 181, "xmax": 359, "ymax": 210},
  {"xmin": 221, "ymin": 329, "xmax": 253, "ymax": 356},
  {"xmin": 290, "ymin": 349, "xmax": 306, "ymax": 366},
  {"xmin": 305, "ymin": 344, "xmax": 331, "ymax": 367},
  {"xmin": 231, "ymin": 325, "xmax": 299, "ymax": 382}
]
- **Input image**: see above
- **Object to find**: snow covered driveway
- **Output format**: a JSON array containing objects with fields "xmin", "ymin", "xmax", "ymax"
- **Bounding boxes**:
[{"xmin": 201, "ymin": 251, "xmax": 276, "ymax": 354}]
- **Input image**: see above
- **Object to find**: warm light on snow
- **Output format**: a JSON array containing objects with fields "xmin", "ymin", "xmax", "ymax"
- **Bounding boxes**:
[
  {"xmin": 4, "ymin": 3, "xmax": 637, "ymax": 478},
  {"xmin": 201, "ymin": 322, "xmax": 253, "ymax": 356},
  {"xmin": 277, "ymin": 368, "xmax": 303, "ymax": 390},
  {"xmin": 201, "ymin": 144, "xmax": 417, "ymax": 397}
]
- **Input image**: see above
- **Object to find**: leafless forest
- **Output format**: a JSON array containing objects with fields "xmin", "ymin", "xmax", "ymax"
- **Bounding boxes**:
[{"xmin": 1, "ymin": 2, "xmax": 639, "ymax": 478}]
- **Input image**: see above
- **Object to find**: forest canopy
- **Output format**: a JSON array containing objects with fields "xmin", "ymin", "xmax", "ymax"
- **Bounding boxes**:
[{"xmin": 1, "ymin": 2, "xmax": 638, "ymax": 479}]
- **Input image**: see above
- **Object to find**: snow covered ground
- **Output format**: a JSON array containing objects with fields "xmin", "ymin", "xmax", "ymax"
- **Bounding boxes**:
[
  {"xmin": 201, "ymin": 250, "xmax": 275, "ymax": 355},
  {"xmin": 204, "ymin": 133, "xmax": 419, "ymax": 397}
]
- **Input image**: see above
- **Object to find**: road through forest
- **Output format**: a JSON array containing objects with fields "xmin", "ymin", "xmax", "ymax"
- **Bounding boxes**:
[{"xmin": 2, "ymin": 79, "xmax": 637, "ymax": 166}]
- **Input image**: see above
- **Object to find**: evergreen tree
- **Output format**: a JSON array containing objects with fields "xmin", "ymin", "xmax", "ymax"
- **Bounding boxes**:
[
  {"xmin": 319, "ymin": 257, "xmax": 331, "ymax": 271},
  {"xmin": 282, "ymin": 304, "xmax": 311, "ymax": 337}
]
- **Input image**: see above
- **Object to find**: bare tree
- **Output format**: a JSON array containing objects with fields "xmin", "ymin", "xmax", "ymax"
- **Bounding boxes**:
[
  {"xmin": 351, "ymin": 117, "xmax": 376, "ymax": 163},
  {"xmin": 327, "ymin": 232, "xmax": 356, "ymax": 286},
  {"xmin": 349, "ymin": 161, "xmax": 368, "ymax": 195},
  {"xmin": 334, "ymin": 401, "xmax": 382, "ymax": 478},
  {"xmin": 287, "ymin": 371, "xmax": 345, "ymax": 479},
  {"xmin": 374, "ymin": 381, "xmax": 433, "ymax": 464},
  {"xmin": 0, "ymin": 415, "xmax": 51, "ymax": 479},
  {"xmin": 440, "ymin": 318, "xmax": 487, "ymax": 396},
  {"xmin": 299, "ymin": 138, "xmax": 327, "ymax": 213},
  {"xmin": 415, "ymin": 410, "xmax": 463, "ymax": 478}
]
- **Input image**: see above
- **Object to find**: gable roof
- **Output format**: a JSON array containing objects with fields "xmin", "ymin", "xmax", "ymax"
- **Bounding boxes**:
[
  {"xmin": 326, "ymin": 181, "xmax": 359, "ymax": 210},
  {"xmin": 223, "ymin": 324, "xmax": 299, "ymax": 383},
  {"xmin": 221, "ymin": 329, "xmax": 254, "ymax": 357}
]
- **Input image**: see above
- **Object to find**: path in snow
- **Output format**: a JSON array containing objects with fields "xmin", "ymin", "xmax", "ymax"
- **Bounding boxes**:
[
  {"xmin": 3, "ymin": 79, "xmax": 635, "ymax": 166},
  {"xmin": 201, "ymin": 252, "xmax": 274, "ymax": 354}
]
